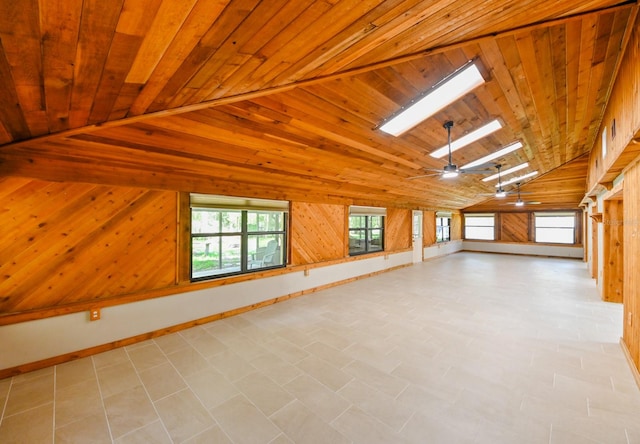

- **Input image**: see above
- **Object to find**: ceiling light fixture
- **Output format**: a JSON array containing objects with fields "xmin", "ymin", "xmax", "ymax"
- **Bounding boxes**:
[
  {"xmin": 496, "ymin": 171, "xmax": 538, "ymax": 187},
  {"xmin": 442, "ymin": 165, "xmax": 459, "ymax": 179},
  {"xmin": 461, "ymin": 141, "xmax": 523, "ymax": 170},
  {"xmin": 482, "ymin": 162, "xmax": 529, "ymax": 182},
  {"xmin": 379, "ymin": 62, "xmax": 485, "ymax": 136},
  {"xmin": 429, "ymin": 119, "xmax": 502, "ymax": 159}
]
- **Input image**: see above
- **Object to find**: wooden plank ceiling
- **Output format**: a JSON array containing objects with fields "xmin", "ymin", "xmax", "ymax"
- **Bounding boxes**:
[{"xmin": 0, "ymin": 0, "xmax": 636, "ymax": 210}]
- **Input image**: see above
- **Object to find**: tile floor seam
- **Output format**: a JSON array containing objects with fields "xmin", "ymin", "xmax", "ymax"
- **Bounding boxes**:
[
  {"xmin": 90, "ymin": 353, "xmax": 115, "ymax": 443},
  {"xmin": 51, "ymin": 367, "xmax": 56, "ymax": 442},
  {"xmin": 1, "ymin": 378, "xmax": 13, "ymax": 421},
  {"xmin": 0, "ymin": 401, "xmax": 52, "ymax": 420},
  {"xmin": 120, "ymin": 347, "xmax": 173, "ymax": 442}
]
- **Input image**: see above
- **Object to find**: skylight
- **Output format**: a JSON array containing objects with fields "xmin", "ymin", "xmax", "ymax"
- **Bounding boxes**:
[
  {"xmin": 496, "ymin": 171, "xmax": 538, "ymax": 187},
  {"xmin": 460, "ymin": 141, "xmax": 523, "ymax": 170},
  {"xmin": 482, "ymin": 162, "xmax": 529, "ymax": 182},
  {"xmin": 379, "ymin": 62, "xmax": 485, "ymax": 136},
  {"xmin": 429, "ymin": 119, "xmax": 502, "ymax": 159}
]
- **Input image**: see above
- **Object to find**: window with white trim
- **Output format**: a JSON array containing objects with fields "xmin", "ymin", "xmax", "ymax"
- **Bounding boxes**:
[
  {"xmin": 464, "ymin": 214, "xmax": 495, "ymax": 240},
  {"xmin": 534, "ymin": 213, "xmax": 575, "ymax": 244},
  {"xmin": 190, "ymin": 194, "xmax": 288, "ymax": 280},
  {"xmin": 436, "ymin": 212, "xmax": 451, "ymax": 242},
  {"xmin": 349, "ymin": 206, "xmax": 385, "ymax": 255}
]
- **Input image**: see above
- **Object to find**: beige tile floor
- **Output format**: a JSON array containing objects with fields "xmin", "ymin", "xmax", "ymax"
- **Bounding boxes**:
[{"xmin": 1, "ymin": 252, "xmax": 639, "ymax": 443}]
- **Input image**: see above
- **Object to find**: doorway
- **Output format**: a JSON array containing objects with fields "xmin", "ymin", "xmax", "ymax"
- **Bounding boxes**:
[{"xmin": 412, "ymin": 210, "xmax": 423, "ymax": 263}]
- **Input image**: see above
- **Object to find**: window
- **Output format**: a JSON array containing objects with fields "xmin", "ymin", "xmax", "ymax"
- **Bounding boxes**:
[
  {"xmin": 436, "ymin": 213, "xmax": 451, "ymax": 242},
  {"xmin": 535, "ymin": 213, "xmax": 575, "ymax": 244},
  {"xmin": 190, "ymin": 194, "xmax": 288, "ymax": 280},
  {"xmin": 349, "ymin": 206, "xmax": 385, "ymax": 255},
  {"xmin": 464, "ymin": 214, "xmax": 495, "ymax": 240}
]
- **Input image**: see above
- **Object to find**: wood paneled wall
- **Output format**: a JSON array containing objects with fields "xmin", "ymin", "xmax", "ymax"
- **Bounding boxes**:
[
  {"xmin": 499, "ymin": 213, "xmax": 530, "ymax": 242},
  {"xmin": 290, "ymin": 202, "xmax": 346, "ymax": 265},
  {"xmin": 623, "ymin": 160, "xmax": 640, "ymax": 373},
  {"xmin": 587, "ymin": 12, "xmax": 640, "ymax": 191},
  {"xmin": 0, "ymin": 177, "xmax": 415, "ymax": 322},
  {"xmin": 423, "ymin": 211, "xmax": 436, "ymax": 246},
  {"xmin": 0, "ymin": 177, "xmax": 177, "ymax": 315},
  {"xmin": 603, "ymin": 199, "xmax": 624, "ymax": 303},
  {"xmin": 451, "ymin": 214, "xmax": 462, "ymax": 241},
  {"xmin": 583, "ymin": 13, "xmax": 640, "ymax": 376},
  {"xmin": 385, "ymin": 208, "xmax": 412, "ymax": 251}
]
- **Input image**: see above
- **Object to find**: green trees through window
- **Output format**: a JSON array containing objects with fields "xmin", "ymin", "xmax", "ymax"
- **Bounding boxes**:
[
  {"xmin": 349, "ymin": 215, "xmax": 384, "ymax": 255},
  {"xmin": 191, "ymin": 208, "xmax": 286, "ymax": 280}
]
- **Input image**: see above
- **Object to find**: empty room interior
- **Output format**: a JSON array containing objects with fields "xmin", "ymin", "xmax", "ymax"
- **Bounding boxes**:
[{"xmin": 1, "ymin": 1, "xmax": 640, "ymax": 443}]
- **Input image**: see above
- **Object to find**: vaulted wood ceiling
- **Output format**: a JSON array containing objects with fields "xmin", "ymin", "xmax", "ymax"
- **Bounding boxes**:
[{"xmin": 0, "ymin": 0, "xmax": 636, "ymax": 210}]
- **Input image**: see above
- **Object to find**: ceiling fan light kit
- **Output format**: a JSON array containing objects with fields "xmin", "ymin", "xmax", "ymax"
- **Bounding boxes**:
[
  {"xmin": 379, "ymin": 62, "xmax": 485, "ymax": 136},
  {"xmin": 442, "ymin": 163, "xmax": 459, "ymax": 178}
]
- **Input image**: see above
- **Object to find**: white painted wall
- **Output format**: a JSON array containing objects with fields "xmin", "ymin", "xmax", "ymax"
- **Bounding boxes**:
[
  {"xmin": 423, "ymin": 240, "xmax": 463, "ymax": 260},
  {"xmin": 462, "ymin": 240, "xmax": 584, "ymax": 258},
  {"xmin": 0, "ymin": 251, "xmax": 412, "ymax": 370}
]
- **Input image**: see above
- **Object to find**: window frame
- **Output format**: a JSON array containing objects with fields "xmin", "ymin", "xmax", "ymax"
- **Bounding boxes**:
[
  {"xmin": 436, "ymin": 213, "xmax": 451, "ymax": 243},
  {"xmin": 534, "ymin": 212, "xmax": 576, "ymax": 245},
  {"xmin": 190, "ymin": 195, "xmax": 288, "ymax": 281},
  {"xmin": 463, "ymin": 213, "xmax": 495, "ymax": 240},
  {"xmin": 348, "ymin": 206, "xmax": 386, "ymax": 256}
]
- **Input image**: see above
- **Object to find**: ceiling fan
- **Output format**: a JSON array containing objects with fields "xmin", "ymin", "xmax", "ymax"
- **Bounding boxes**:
[
  {"xmin": 479, "ymin": 168, "xmax": 534, "ymax": 199},
  {"xmin": 479, "ymin": 164, "xmax": 510, "ymax": 197},
  {"xmin": 501, "ymin": 183, "xmax": 541, "ymax": 206},
  {"xmin": 407, "ymin": 120, "xmax": 494, "ymax": 180}
]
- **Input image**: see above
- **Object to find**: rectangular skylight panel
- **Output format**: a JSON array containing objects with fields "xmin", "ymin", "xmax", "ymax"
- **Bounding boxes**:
[
  {"xmin": 379, "ymin": 63, "xmax": 485, "ymax": 136},
  {"xmin": 461, "ymin": 141, "xmax": 523, "ymax": 170},
  {"xmin": 482, "ymin": 162, "xmax": 529, "ymax": 182},
  {"xmin": 496, "ymin": 171, "xmax": 538, "ymax": 187},
  {"xmin": 429, "ymin": 119, "xmax": 502, "ymax": 158}
]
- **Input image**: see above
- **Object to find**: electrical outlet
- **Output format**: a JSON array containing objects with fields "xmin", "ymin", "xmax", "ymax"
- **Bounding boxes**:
[{"xmin": 90, "ymin": 308, "xmax": 101, "ymax": 321}]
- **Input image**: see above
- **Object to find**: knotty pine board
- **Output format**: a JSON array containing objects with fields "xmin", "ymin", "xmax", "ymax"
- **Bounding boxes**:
[
  {"xmin": 0, "ymin": 177, "xmax": 177, "ymax": 314},
  {"xmin": 290, "ymin": 202, "xmax": 345, "ymax": 265},
  {"xmin": 623, "ymin": 160, "xmax": 640, "ymax": 372},
  {"xmin": 385, "ymin": 207, "xmax": 412, "ymax": 251},
  {"xmin": 423, "ymin": 211, "xmax": 436, "ymax": 246},
  {"xmin": 500, "ymin": 212, "xmax": 529, "ymax": 242},
  {"xmin": 603, "ymin": 199, "xmax": 624, "ymax": 303}
]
